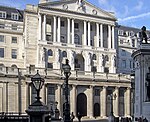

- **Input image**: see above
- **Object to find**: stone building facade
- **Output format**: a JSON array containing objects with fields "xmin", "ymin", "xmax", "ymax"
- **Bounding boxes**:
[{"xmin": 0, "ymin": 0, "xmax": 132, "ymax": 119}]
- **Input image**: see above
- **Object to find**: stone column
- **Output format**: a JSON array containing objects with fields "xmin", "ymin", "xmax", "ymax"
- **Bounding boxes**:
[
  {"xmin": 43, "ymin": 14, "xmax": 46, "ymax": 41},
  {"xmin": 112, "ymin": 26, "xmax": 115, "ymax": 49},
  {"xmin": 71, "ymin": 19, "xmax": 74, "ymax": 44},
  {"xmin": 38, "ymin": 14, "xmax": 42, "ymax": 40},
  {"xmin": 113, "ymin": 87, "xmax": 119, "ymax": 117},
  {"xmin": 83, "ymin": 20, "xmax": 87, "ymax": 46},
  {"xmin": 88, "ymin": 86, "xmax": 94, "ymax": 118},
  {"xmin": 57, "ymin": 84, "xmax": 62, "ymax": 116},
  {"xmin": 101, "ymin": 86, "xmax": 107, "ymax": 117},
  {"xmin": 100, "ymin": 24, "xmax": 103, "ymax": 47},
  {"xmin": 108, "ymin": 25, "xmax": 112, "ymax": 49},
  {"xmin": 67, "ymin": 18, "xmax": 71, "ymax": 44},
  {"xmin": 96, "ymin": 23, "xmax": 100, "ymax": 47},
  {"xmin": 125, "ymin": 87, "xmax": 131, "ymax": 116},
  {"xmin": 53, "ymin": 16, "xmax": 56, "ymax": 42},
  {"xmin": 57, "ymin": 16, "xmax": 60, "ymax": 43},
  {"xmin": 88, "ymin": 21, "xmax": 91, "ymax": 46},
  {"xmin": 72, "ymin": 85, "xmax": 77, "ymax": 116}
]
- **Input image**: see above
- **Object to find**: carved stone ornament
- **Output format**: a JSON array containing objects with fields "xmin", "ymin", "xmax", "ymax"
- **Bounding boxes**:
[{"xmin": 63, "ymin": 4, "xmax": 68, "ymax": 10}]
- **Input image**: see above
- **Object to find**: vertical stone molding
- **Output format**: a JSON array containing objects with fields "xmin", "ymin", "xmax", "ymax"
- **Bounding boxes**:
[
  {"xmin": 88, "ymin": 21, "xmax": 91, "ymax": 46},
  {"xmin": 113, "ymin": 87, "xmax": 119, "ymax": 116},
  {"xmin": 67, "ymin": 18, "xmax": 71, "ymax": 44},
  {"xmin": 57, "ymin": 84, "xmax": 62, "ymax": 116},
  {"xmin": 125, "ymin": 87, "xmax": 131, "ymax": 116},
  {"xmin": 43, "ymin": 14, "xmax": 46, "ymax": 41},
  {"xmin": 53, "ymin": 16, "xmax": 57, "ymax": 42},
  {"xmin": 57, "ymin": 16, "xmax": 60, "ymax": 42},
  {"xmin": 83, "ymin": 20, "xmax": 87, "ymax": 46},
  {"xmin": 87, "ymin": 85, "xmax": 94, "ymax": 118},
  {"xmin": 108, "ymin": 25, "xmax": 112, "ymax": 49},
  {"xmin": 71, "ymin": 19, "xmax": 74, "ymax": 44},
  {"xmin": 112, "ymin": 26, "xmax": 115, "ymax": 49},
  {"xmin": 96, "ymin": 23, "xmax": 100, "ymax": 47},
  {"xmin": 38, "ymin": 13, "xmax": 42, "ymax": 40},
  {"xmin": 101, "ymin": 86, "xmax": 107, "ymax": 117},
  {"xmin": 72, "ymin": 85, "xmax": 77, "ymax": 116},
  {"xmin": 100, "ymin": 24, "xmax": 103, "ymax": 48}
]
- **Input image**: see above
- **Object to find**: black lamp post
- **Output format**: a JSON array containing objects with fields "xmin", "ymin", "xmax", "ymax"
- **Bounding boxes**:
[{"xmin": 62, "ymin": 59, "xmax": 71, "ymax": 122}]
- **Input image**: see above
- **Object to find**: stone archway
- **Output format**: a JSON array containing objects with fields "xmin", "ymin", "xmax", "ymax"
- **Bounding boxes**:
[
  {"xmin": 94, "ymin": 103, "xmax": 100, "ymax": 117},
  {"xmin": 77, "ymin": 93, "xmax": 87, "ymax": 116}
]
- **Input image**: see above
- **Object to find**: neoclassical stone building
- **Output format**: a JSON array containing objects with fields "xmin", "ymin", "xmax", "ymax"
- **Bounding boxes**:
[{"xmin": 0, "ymin": 0, "xmax": 132, "ymax": 119}]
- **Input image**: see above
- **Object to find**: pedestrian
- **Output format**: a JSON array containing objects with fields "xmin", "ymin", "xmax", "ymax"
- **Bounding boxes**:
[
  {"xmin": 77, "ymin": 112, "xmax": 82, "ymax": 122},
  {"xmin": 71, "ymin": 112, "xmax": 75, "ymax": 122}
]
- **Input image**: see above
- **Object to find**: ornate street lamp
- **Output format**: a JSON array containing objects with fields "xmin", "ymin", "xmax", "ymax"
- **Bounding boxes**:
[
  {"xmin": 62, "ymin": 59, "xmax": 71, "ymax": 122},
  {"xmin": 31, "ymin": 70, "xmax": 45, "ymax": 101},
  {"xmin": 26, "ymin": 70, "xmax": 49, "ymax": 122}
]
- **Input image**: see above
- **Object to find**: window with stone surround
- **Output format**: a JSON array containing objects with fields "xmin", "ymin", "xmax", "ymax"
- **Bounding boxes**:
[{"xmin": 0, "ymin": 48, "xmax": 4, "ymax": 58}]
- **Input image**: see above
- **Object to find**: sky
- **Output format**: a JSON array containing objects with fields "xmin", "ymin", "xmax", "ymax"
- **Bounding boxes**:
[{"xmin": 0, "ymin": 0, "xmax": 150, "ymax": 30}]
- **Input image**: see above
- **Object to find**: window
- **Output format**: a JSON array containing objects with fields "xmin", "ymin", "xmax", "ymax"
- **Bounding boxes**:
[
  {"xmin": 11, "ymin": 13, "xmax": 19, "ymax": 20},
  {"xmin": 92, "ymin": 54, "xmax": 96, "ymax": 60},
  {"xmin": 12, "ymin": 37, "xmax": 17, "ymax": 43},
  {"xmin": 95, "ymin": 89, "xmax": 100, "ymax": 96},
  {"xmin": 132, "ymin": 39, "xmax": 135, "ymax": 47},
  {"xmin": 0, "ymin": 48, "xmax": 4, "ymax": 58},
  {"xmin": 121, "ymin": 50, "xmax": 126, "ymax": 56},
  {"xmin": 48, "ymin": 49, "xmax": 53, "ymax": 56},
  {"xmin": 122, "ymin": 60, "xmax": 126, "ymax": 68},
  {"xmin": 90, "ymin": 25, "xmax": 93, "ymax": 31},
  {"xmin": 74, "ymin": 34, "xmax": 80, "ymax": 45},
  {"xmin": 0, "ymin": 24, "xmax": 5, "ymax": 29},
  {"xmin": 0, "ymin": 35, "xmax": 4, "ymax": 42},
  {"xmin": 61, "ymin": 21, "xmax": 65, "ymax": 27},
  {"xmin": 74, "ymin": 23, "xmax": 79, "ymax": 29},
  {"xmin": 120, "ymin": 39, "xmax": 124, "ymax": 44},
  {"xmin": 104, "ymin": 67, "xmax": 109, "ymax": 73},
  {"xmin": 62, "ymin": 51, "xmax": 67, "ymax": 57},
  {"xmin": 11, "ymin": 64, "xmax": 17, "ymax": 71},
  {"xmin": 47, "ymin": 63, "xmax": 53, "ymax": 68},
  {"xmin": 48, "ymin": 86, "xmax": 55, "ymax": 95},
  {"xmin": 0, "ymin": 11, "xmax": 6, "ymax": 18},
  {"xmin": 0, "ymin": 64, "xmax": 4, "ymax": 71},
  {"xmin": 118, "ymin": 30, "xmax": 123, "ymax": 35},
  {"xmin": 11, "ymin": 49, "xmax": 17, "ymax": 59},
  {"xmin": 12, "ymin": 25, "xmax": 17, "ymax": 30},
  {"xmin": 61, "ymin": 36, "xmax": 66, "ymax": 43}
]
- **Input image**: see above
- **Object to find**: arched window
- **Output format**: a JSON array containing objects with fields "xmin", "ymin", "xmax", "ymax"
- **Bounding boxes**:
[
  {"xmin": 74, "ymin": 34, "xmax": 80, "ymax": 45},
  {"xmin": 92, "ymin": 54, "xmax": 96, "ymax": 60},
  {"xmin": 105, "ymin": 55, "xmax": 109, "ymax": 61},
  {"xmin": 11, "ymin": 64, "xmax": 17, "ymax": 71},
  {"xmin": 48, "ymin": 49, "xmax": 53, "ymax": 56},
  {"xmin": 0, "ymin": 63, "xmax": 4, "ymax": 71},
  {"xmin": 62, "ymin": 51, "xmax": 67, "ymax": 57}
]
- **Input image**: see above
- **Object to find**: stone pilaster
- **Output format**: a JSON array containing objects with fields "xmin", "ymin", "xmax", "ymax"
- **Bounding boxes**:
[
  {"xmin": 67, "ymin": 18, "xmax": 71, "ymax": 44},
  {"xmin": 53, "ymin": 16, "xmax": 56, "ymax": 42},
  {"xmin": 113, "ymin": 87, "xmax": 119, "ymax": 116},
  {"xmin": 96, "ymin": 23, "xmax": 100, "ymax": 47},
  {"xmin": 100, "ymin": 24, "xmax": 103, "ymax": 47},
  {"xmin": 83, "ymin": 20, "xmax": 87, "ymax": 46},
  {"xmin": 101, "ymin": 86, "xmax": 107, "ymax": 117},
  {"xmin": 88, "ymin": 21, "xmax": 91, "ymax": 46},
  {"xmin": 57, "ymin": 16, "xmax": 60, "ymax": 42},
  {"xmin": 71, "ymin": 19, "xmax": 74, "ymax": 44}
]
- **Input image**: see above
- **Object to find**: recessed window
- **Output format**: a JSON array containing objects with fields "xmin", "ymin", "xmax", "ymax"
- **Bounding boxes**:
[
  {"xmin": 62, "ymin": 51, "xmax": 67, "ymax": 57},
  {"xmin": 0, "ymin": 24, "xmax": 5, "ymax": 29},
  {"xmin": 12, "ymin": 37, "xmax": 17, "ymax": 43},
  {"xmin": 47, "ymin": 63, "xmax": 53, "ymax": 68},
  {"xmin": 61, "ymin": 21, "xmax": 65, "ymax": 27},
  {"xmin": 48, "ymin": 86, "xmax": 55, "ymax": 95},
  {"xmin": 74, "ymin": 23, "xmax": 79, "ymax": 29},
  {"xmin": 12, "ymin": 25, "xmax": 17, "ymax": 30},
  {"xmin": 121, "ymin": 50, "xmax": 126, "ymax": 56},
  {"xmin": 0, "ymin": 35, "xmax": 4, "ymax": 42},
  {"xmin": 92, "ymin": 54, "xmax": 96, "ymax": 60},
  {"xmin": 74, "ymin": 34, "xmax": 80, "ymax": 45},
  {"xmin": 95, "ymin": 89, "xmax": 100, "ymax": 96},
  {"xmin": 132, "ymin": 39, "xmax": 135, "ymax": 47},
  {"xmin": 0, "ymin": 48, "xmax": 4, "ymax": 58},
  {"xmin": 48, "ymin": 49, "xmax": 53, "ymax": 56},
  {"xmin": 0, "ymin": 11, "xmax": 6, "ymax": 18},
  {"xmin": 120, "ymin": 39, "xmax": 124, "ymax": 44},
  {"xmin": 11, "ymin": 49, "xmax": 17, "ymax": 59},
  {"xmin": 122, "ymin": 60, "xmax": 126, "ymax": 68},
  {"xmin": 11, "ymin": 13, "xmax": 19, "ymax": 20},
  {"xmin": 118, "ymin": 30, "xmax": 123, "ymax": 35}
]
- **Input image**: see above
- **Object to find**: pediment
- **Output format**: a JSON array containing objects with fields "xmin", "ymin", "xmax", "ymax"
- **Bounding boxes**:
[{"xmin": 39, "ymin": 0, "xmax": 116, "ymax": 20}]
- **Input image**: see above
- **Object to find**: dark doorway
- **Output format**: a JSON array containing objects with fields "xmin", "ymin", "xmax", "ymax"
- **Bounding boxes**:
[
  {"xmin": 94, "ymin": 103, "xmax": 100, "ymax": 117},
  {"xmin": 77, "ymin": 93, "xmax": 87, "ymax": 116}
]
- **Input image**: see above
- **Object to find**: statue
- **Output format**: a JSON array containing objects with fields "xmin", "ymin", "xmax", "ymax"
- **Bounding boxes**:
[{"xmin": 140, "ymin": 26, "xmax": 148, "ymax": 44}]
